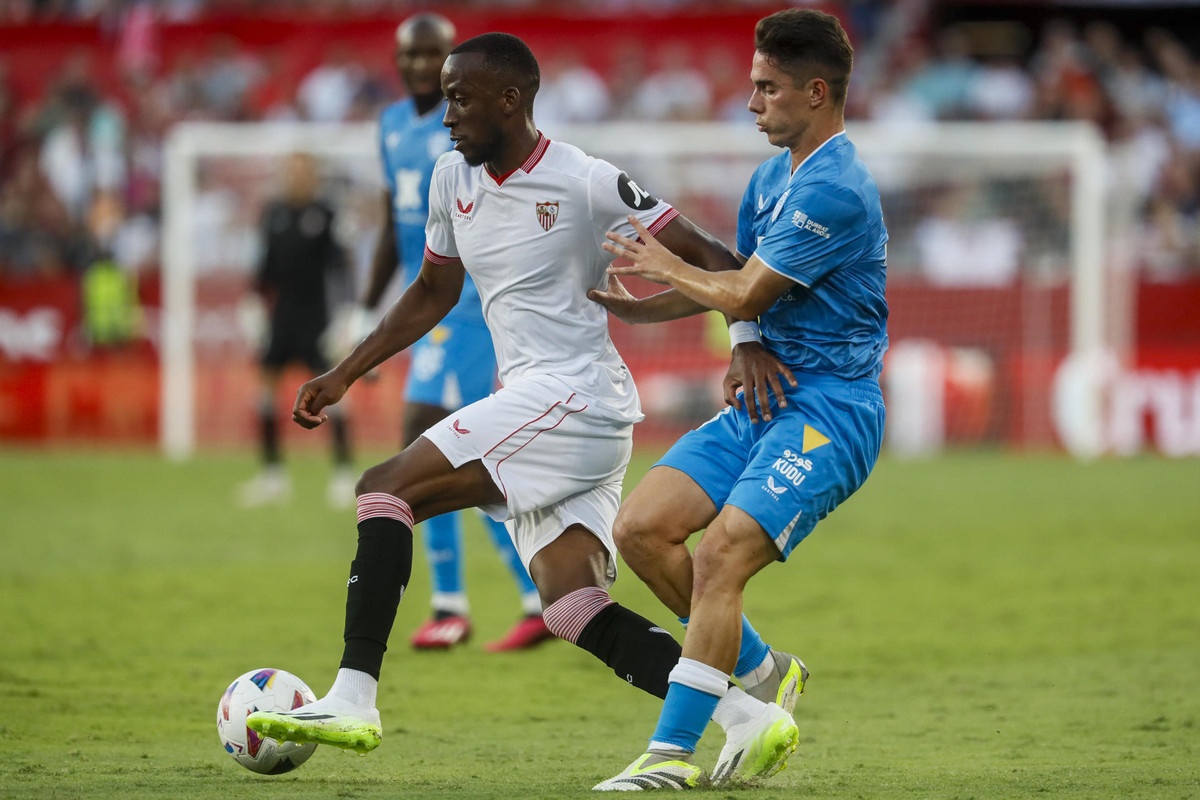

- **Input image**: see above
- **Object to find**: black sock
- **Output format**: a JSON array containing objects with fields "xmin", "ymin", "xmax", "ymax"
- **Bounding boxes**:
[
  {"xmin": 330, "ymin": 414, "xmax": 351, "ymax": 465},
  {"xmin": 339, "ymin": 517, "xmax": 413, "ymax": 679},
  {"xmin": 260, "ymin": 408, "xmax": 279, "ymax": 465},
  {"xmin": 575, "ymin": 604, "xmax": 682, "ymax": 699}
]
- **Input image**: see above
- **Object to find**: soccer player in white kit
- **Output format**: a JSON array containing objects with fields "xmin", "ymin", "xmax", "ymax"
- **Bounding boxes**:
[{"xmin": 247, "ymin": 32, "xmax": 798, "ymax": 777}]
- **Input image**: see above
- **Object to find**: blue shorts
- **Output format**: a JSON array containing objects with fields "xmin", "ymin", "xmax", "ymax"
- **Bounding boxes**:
[
  {"xmin": 405, "ymin": 319, "xmax": 497, "ymax": 409},
  {"xmin": 656, "ymin": 374, "xmax": 885, "ymax": 560}
]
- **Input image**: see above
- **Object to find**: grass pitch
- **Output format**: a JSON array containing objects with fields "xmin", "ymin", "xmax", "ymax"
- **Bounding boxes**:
[{"xmin": 1, "ymin": 446, "xmax": 1198, "ymax": 799}]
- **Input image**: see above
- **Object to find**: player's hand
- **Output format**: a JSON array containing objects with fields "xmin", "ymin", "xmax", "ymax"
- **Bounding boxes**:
[
  {"xmin": 293, "ymin": 372, "xmax": 349, "ymax": 429},
  {"xmin": 725, "ymin": 341, "xmax": 797, "ymax": 423},
  {"xmin": 603, "ymin": 216, "xmax": 683, "ymax": 285},
  {"xmin": 588, "ymin": 274, "xmax": 642, "ymax": 322}
]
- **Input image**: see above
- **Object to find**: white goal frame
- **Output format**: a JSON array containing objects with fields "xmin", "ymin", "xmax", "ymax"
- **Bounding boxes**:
[{"xmin": 160, "ymin": 120, "xmax": 1110, "ymax": 459}]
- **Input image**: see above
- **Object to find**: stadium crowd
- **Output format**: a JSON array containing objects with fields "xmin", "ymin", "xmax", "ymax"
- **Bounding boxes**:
[{"xmin": 1, "ymin": 1, "xmax": 1198, "ymax": 281}]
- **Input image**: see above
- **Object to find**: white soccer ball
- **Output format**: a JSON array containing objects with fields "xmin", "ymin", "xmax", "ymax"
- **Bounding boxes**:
[{"xmin": 216, "ymin": 668, "xmax": 318, "ymax": 774}]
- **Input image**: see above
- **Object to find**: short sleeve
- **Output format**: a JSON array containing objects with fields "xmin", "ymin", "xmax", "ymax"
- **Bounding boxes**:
[
  {"xmin": 587, "ymin": 159, "xmax": 678, "ymax": 240},
  {"xmin": 754, "ymin": 181, "xmax": 867, "ymax": 287},
  {"xmin": 423, "ymin": 157, "xmax": 459, "ymax": 263}
]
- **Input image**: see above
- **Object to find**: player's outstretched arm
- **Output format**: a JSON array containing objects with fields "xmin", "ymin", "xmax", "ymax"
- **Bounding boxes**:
[
  {"xmin": 588, "ymin": 274, "xmax": 705, "ymax": 323},
  {"xmin": 604, "ymin": 216, "xmax": 791, "ymax": 321},
  {"xmin": 292, "ymin": 257, "xmax": 464, "ymax": 430},
  {"xmin": 590, "ymin": 212, "xmax": 748, "ymax": 323}
]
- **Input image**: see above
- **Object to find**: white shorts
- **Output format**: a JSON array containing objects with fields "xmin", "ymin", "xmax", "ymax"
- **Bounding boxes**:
[{"xmin": 422, "ymin": 372, "xmax": 634, "ymax": 585}]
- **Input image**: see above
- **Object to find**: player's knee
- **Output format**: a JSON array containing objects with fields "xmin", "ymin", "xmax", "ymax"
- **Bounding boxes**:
[
  {"xmin": 611, "ymin": 509, "xmax": 646, "ymax": 560},
  {"xmin": 612, "ymin": 502, "xmax": 684, "ymax": 563},
  {"xmin": 355, "ymin": 463, "xmax": 396, "ymax": 497}
]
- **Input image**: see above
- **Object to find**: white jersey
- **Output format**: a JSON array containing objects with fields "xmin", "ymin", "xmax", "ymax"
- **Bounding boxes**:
[{"xmin": 424, "ymin": 133, "xmax": 678, "ymax": 423}]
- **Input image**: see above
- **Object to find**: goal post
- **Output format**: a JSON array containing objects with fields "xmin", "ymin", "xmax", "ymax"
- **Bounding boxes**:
[
  {"xmin": 159, "ymin": 119, "xmax": 1119, "ymax": 460},
  {"xmin": 161, "ymin": 122, "xmax": 379, "ymax": 460}
]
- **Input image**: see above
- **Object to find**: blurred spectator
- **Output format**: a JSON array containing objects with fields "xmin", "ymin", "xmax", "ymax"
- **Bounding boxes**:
[
  {"xmin": 0, "ymin": 146, "xmax": 81, "ymax": 276},
  {"xmin": 605, "ymin": 40, "xmax": 648, "ymax": 123},
  {"xmin": 245, "ymin": 49, "xmax": 302, "ymax": 121},
  {"xmin": 115, "ymin": 0, "xmax": 160, "ymax": 86},
  {"xmin": 1137, "ymin": 151, "xmax": 1200, "ymax": 281},
  {"xmin": 535, "ymin": 49, "xmax": 611, "ymax": 134},
  {"xmin": 190, "ymin": 161, "xmax": 244, "ymax": 274},
  {"xmin": 0, "ymin": 2, "xmax": 1199, "ymax": 284},
  {"xmin": 914, "ymin": 181, "xmax": 1024, "ymax": 287},
  {"xmin": 81, "ymin": 189, "xmax": 145, "ymax": 348},
  {"xmin": 969, "ymin": 53, "xmax": 1035, "ymax": 120},
  {"xmin": 1147, "ymin": 29, "xmax": 1200, "ymax": 157},
  {"xmin": 36, "ymin": 58, "xmax": 127, "ymax": 225},
  {"xmin": 625, "ymin": 41, "xmax": 712, "ymax": 121},
  {"xmin": 1087, "ymin": 24, "xmax": 1168, "ymax": 123},
  {"xmin": 1029, "ymin": 18, "xmax": 1111, "ymax": 127},
  {"xmin": 297, "ymin": 44, "xmax": 365, "ymax": 122},
  {"xmin": 198, "ymin": 34, "xmax": 264, "ymax": 120},
  {"xmin": 901, "ymin": 27, "xmax": 978, "ymax": 120},
  {"xmin": 707, "ymin": 47, "xmax": 754, "ymax": 123}
]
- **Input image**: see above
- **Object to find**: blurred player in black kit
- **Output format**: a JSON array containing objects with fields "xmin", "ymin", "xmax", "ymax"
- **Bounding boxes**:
[{"xmin": 237, "ymin": 151, "xmax": 357, "ymax": 510}]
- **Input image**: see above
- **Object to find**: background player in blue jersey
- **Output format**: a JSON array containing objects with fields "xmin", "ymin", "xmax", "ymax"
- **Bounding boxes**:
[
  {"xmin": 360, "ymin": 13, "xmax": 551, "ymax": 652},
  {"xmin": 592, "ymin": 8, "xmax": 888, "ymax": 789}
]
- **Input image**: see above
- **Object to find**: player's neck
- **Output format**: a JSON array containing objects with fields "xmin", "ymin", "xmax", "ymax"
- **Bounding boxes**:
[
  {"xmin": 789, "ymin": 118, "xmax": 845, "ymax": 173},
  {"xmin": 485, "ymin": 122, "xmax": 541, "ymax": 179}
]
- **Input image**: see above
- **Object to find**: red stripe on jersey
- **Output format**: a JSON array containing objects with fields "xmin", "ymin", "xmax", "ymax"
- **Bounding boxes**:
[
  {"xmin": 646, "ymin": 207, "xmax": 680, "ymax": 236},
  {"xmin": 521, "ymin": 133, "xmax": 551, "ymax": 173},
  {"xmin": 487, "ymin": 133, "xmax": 550, "ymax": 187},
  {"xmin": 424, "ymin": 245, "xmax": 458, "ymax": 265}
]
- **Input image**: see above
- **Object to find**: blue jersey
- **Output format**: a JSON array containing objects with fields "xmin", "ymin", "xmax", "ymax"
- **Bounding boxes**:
[
  {"xmin": 736, "ymin": 132, "xmax": 888, "ymax": 382},
  {"xmin": 378, "ymin": 98, "xmax": 484, "ymax": 323}
]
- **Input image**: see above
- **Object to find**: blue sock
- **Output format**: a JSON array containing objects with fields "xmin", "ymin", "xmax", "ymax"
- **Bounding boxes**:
[
  {"xmin": 650, "ymin": 675, "xmax": 723, "ymax": 753},
  {"xmin": 483, "ymin": 515, "xmax": 537, "ymax": 596},
  {"xmin": 678, "ymin": 615, "xmax": 771, "ymax": 680},
  {"xmin": 424, "ymin": 512, "xmax": 464, "ymax": 598},
  {"xmin": 733, "ymin": 615, "xmax": 771, "ymax": 679}
]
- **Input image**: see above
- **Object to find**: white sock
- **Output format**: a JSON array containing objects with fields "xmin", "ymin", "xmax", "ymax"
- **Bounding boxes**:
[
  {"xmin": 739, "ymin": 650, "xmax": 776, "ymax": 688},
  {"xmin": 430, "ymin": 592, "xmax": 469, "ymax": 616},
  {"xmin": 647, "ymin": 742, "xmax": 693, "ymax": 758},
  {"xmin": 328, "ymin": 667, "xmax": 378, "ymax": 709},
  {"xmin": 711, "ymin": 686, "xmax": 764, "ymax": 732},
  {"xmin": 520, "ymin": 591, "xmax": 543, "ymax": 616}
]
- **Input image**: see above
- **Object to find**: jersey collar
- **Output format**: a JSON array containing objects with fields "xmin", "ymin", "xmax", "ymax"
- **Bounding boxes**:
[
  {"xmin": 789, "ymin": 130, "xmax": 847, "ymax": 180},
  {"xmin": 486, "ymin": 132, "xmax": 551, "ymax": 186}
]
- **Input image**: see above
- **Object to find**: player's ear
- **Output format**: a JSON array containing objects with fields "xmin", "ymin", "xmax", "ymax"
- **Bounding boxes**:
[
  {"xmin": 499, "ymin": 85, "xmax": 522, "ymax": 116},
  {"xmin": 809, "ymin": 77, "xmax": 828, "ymax": 109}
]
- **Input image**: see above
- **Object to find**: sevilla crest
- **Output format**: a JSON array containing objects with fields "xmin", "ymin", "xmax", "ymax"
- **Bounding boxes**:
[{"xmin": 536, "ymin": 201, "xmax": 559, "ymax": 232}]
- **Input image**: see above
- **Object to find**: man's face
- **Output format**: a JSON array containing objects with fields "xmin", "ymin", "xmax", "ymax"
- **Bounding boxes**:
[
  {"xmin": 441, "ymin": 52, "xmax": 505, "ymax": 167},
  {"xmin": 283, "ymin": 153, "xmax": 318, "ymax": 201},
  {"xmin": 747, "ymin": 51, "xmax": 812, "ymax": 150},
  {"xmin": 396, "ymin": 27, "xmax": 451, "ymax": 99}
]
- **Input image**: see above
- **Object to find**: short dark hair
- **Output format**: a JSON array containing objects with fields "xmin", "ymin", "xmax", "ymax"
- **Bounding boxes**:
[
  {"xmin": 450, "ymin": 32, "xmax": 541, "ymax": 96},
  {"xmin": 755, "ymin": 9, "xmax": 853, "ymax": 106}
]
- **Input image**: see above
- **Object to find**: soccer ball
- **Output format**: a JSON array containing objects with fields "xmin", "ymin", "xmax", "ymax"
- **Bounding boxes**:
[{"xmin": 216, "ymin": 668, "xmax": 318, "ymax": 774}]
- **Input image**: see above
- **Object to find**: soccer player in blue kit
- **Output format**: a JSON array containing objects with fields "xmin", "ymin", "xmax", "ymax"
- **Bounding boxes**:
[
  {"xmin": 363, "ymin": 13, "xmax": 552, "ymax": 652},
  {"xmin": 592, "ymin": 8, "xmax": 888, "ymax": 790}
]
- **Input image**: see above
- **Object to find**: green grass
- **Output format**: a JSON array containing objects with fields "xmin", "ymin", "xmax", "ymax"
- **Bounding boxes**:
[{"xmin": 1, "ymin": 447, "xmax": 1198, "ymax": 799}]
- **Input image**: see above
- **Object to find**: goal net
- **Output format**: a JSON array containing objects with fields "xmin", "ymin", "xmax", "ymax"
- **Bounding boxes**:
[{"xmin": 161, "ymin": 120, "xmax": 1121, "ymax": 459}]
